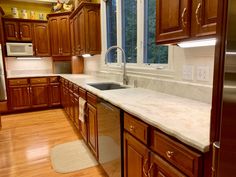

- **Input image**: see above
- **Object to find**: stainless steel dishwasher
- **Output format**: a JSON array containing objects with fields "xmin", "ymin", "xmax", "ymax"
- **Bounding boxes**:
[{"xmin": 97, "ymin": 99, "xmax": 122, "ymax": 177}]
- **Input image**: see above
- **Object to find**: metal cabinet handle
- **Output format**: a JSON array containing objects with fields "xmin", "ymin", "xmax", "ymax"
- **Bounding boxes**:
[
  {"xmin": 195, "ymin": 3, "xmax": 202, "ymax": 25},
  {"xmin": 212, "ymin": 142, "xmax": 220, "ymax": 177},
  {"xmin": 181, "ymin": 8, "xmax": 187, "ymax": 28},
  {"xmin": 15, "ymin": 31, "xmax": 18, "ymax": 38},
  {"xmin": 129, "ymin": 125, "xmax": 135, "ymax": 132},
  {"xmin": 147, "ymin": 163, "xmax": 154, "ymax": 177},
  {"xmin": 142, "ymin": 158, "xmax": 148, "ymax": 177},
  {"xmin": 166, "ymin": 150, "xmax": 174, "ymax": 158},
  {"xmin": 20, "ymin": 31, "xmax": 23, "ymax": 38}
]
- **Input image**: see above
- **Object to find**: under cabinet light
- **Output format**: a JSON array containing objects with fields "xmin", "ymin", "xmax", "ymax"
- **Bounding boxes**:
[
  {"xmin": 177, "ymin": 38, "xmax": 216, "ymax": 48},
  {"xmin": 82, "ymin": 54, "xmax": 92, "ymax": 58},
  {"xmin": 16, "ymin": 57, "xmax": 42, "ymax": 60}
]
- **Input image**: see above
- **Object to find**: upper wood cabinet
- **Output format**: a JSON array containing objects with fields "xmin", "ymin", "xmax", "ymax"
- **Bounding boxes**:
[
  {"xmin": 156, "ymin": 0, "xmax": 191, "ymax": 44},
  {"xmin": 191, "ymin": 0, "xmax": 218, "ymax": 37},
  {"xmin": 70, "ymin": 2, "xmax": 101, "ymax": 56},
  {"xmin": 4, "ymin": 20, "xmax": 33, "ymax": 42},
  {"xmin": 48, "ymin": 12, "xmax": 71, "ymax": 57},
  {"xmin": 33, "ymin": 23, "xmax": 51, "ymax": 57},
  {"xmin": 156, "ymin": 0, "xmax": 218, "ymax": 44}
]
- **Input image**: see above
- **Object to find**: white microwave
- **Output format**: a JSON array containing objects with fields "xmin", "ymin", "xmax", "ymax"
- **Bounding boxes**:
[{"xmin": 6, "ymin": 42, "xmax": 34, "ymax": 56}]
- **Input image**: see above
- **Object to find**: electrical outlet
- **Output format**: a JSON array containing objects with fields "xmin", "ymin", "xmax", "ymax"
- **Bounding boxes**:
[
  {"xmin": 182, "ymin": 65, "xmax": 193, "ymax": 81},
  {"xmin": 196, "ymin": 66, "xmax": 210, "ymax": 81}
]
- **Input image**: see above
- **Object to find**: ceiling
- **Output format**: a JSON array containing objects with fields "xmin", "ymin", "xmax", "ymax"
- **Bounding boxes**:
[{"xmin": 9, "ymin": 0, "xmax": 57, "ymax": 4}]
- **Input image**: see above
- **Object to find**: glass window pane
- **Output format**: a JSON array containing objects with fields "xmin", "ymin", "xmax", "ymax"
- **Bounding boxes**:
[
  {"xmin": 145, "ymin": 0, "xmax": 168, "ymax": 64},
  {"xmin": 106, "ymin": 0, "xmax": 117, "ymax": 63},
  {"xmin": 122, "ymin": 0, "xmax": 137, "ymax": 63}
]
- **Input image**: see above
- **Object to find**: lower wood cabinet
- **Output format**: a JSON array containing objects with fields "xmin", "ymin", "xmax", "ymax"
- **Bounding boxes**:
[
  {"xmin": 124, "ymin": 131, "xmax": 149, "ymax": 177},
  {"xmin": 87, "ymin": 102, "xmax": 98, "ymax": 159},
  {"xmin": 31, "ymin": 84, "xmax": 49, "ymax": 108},
  {"xmin": 9, "ymin": 85, "xmax": 31, "ymax": 110},
  {"xmin": 8, "ymin": 77, "xmax": 61, "ymax": 111}
]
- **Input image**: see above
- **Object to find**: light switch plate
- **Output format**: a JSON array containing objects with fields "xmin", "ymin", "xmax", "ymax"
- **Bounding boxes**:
[{"xmin": 182, "ymin": 65, "xmax": 194, "ymax": 81}]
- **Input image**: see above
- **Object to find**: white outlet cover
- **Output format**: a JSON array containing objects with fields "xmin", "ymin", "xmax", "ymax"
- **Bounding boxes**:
[
  {"xmin": 196, "ymin": 66, "xmax": 210, "ymax": 81},
  {"xmin": 182, "ymin": 65, "xmax": 194, "ymax": 81}
]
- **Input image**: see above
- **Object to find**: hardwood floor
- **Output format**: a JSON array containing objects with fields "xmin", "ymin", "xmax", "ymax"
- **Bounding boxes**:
[{"xmin": 0, "ymin": 109, "xmax": 107, "ymax": 177}]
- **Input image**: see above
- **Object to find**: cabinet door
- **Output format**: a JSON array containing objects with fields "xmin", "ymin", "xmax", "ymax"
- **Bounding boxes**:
[
  {"xmin": 149, "ymin": 153, "xmax": 186, "ymax": 177},
  {"xmin": 33, "ymin": 23, "xmax": 51, "ymax": 56},
  {"xmin": 73, "ymin": 15, "xmax": 79, "ymax": 55},
  {"xmin": 191, "ymin": 0, "xmax": 218, "ymax": 37},
  {"xmin": 77, "ymin": 10, "xmax": 86, "ymax": 55},
  {"xmin": 49, "ymin": 83, "xmax": 61, "ymax": 106},
  {"xmin": 4, "ymin": 21, "xmax": 19, "ymax": 41},
  {"xmin": 30, "ymin": 84, "xmax": 49, "ymax": 108},
  {"xmin": 59, "ymin": 16, "xmax": 71, "ymax": 56},
  {"xmin": 156, "ymin": 0, "xmax": 191, "ymax": 44},
  {"xmin": 70, "ymin": 19, "xmax": 75, "ymax": 55},
  {"xmin": 85, "ymin": 6, "xmax": 101, "ymax": 55},
  {"xmin": 87, "ymin": 103, "xmax": 98, "ymax": 158},
  {"xmin": 48, "ymin": 17, "xmax": 60, "ymax": 56},
  {"xmin": 124, "ymin": 132, "xmax": 149, "ymax": 177},
  {"xmin": 9, "ymin": 86, "xmax": 31, "ymax": 110},
  {"xmin": 19, "ymin": 22, "xmax": 32, "ymax": 41}
]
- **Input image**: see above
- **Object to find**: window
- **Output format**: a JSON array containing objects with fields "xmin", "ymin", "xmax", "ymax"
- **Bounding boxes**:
[
  {"xmin": 144, "ymin": 0, "xmax": 168, "ymax": 64},
  {"xmin": 103, "ymin": 0, "xmax": 169, "ymax": 68},
  {"xmin": 122, "ymin": 0, "xmax": 137, "ymax": 63},
  {"xmin": 106, "ymin": 0, "xmax": 117, "ymax": 63}
]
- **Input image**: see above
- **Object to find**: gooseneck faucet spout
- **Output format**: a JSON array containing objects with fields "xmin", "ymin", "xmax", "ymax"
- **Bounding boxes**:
[{"xmin": 105, "ymin": 46, "xmax": 128, "ymax": 85}]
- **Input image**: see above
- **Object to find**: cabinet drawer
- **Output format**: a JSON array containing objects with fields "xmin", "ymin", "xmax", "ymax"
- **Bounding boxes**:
[
  {"xmin": 49, "ymin": 76, "xmax": 59, "ymax": 83},
  {"xmin": 87, "ymin": 92, "xmax": 97, "ymax": 106},
  {"xmin": 124, "ymin": 113, "xmax": 149, "ymax": 145},
  {"xmin": 79, "ymin": 87, "xmax": 86, "ymax": 99},
  {"xmin": 9, "ymin": 79, "xmax": 28, "ymax": 86},
  {"xmin": 68, "ymin": 82, "xmax": 73, "ymax": 90},
  {"xmin": 151, "ymin": 130, "xmax": 201, "ymax": 177},
  {"xmin": 30, "ymin": 77, "xmax": 48, "ymax": 84}
]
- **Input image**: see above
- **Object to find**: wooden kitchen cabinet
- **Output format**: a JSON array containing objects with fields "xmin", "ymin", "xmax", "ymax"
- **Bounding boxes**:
[
  {"xmin": 33, "ymin": 23, "xmax": 51, "ymax": 56},
  {"xmin": 48, "ymin": 12, "xmax": 71, "ymax": 57},
  {"xmin": 156, "ymin": 0, "xmax": 218, "ymax": 44},
  {"xmin": 87, "ymin": 102, "xmax": 98, "ymax": 158},
  {"xmin": 30, "ymin": 84, "xmax": 49, "ymax": 108},
  {"xmin": 124, "ymin": 131, "xmax": 149, "ymax": 177},
  {"xmin": 156, "ymin": 0, "xmax": 191, "ymax": 44},
  {"xmin": 9, "ymin": 85, "xmax": 31, "ymax": 110},
  {"xmin": 191, "ymin": 0, "xmax": 218, "ymax": 37},
  {"xmin": 70, "ymin": 2, "xmax": 101, "ymax": 56},
  {"xmin": 49, "ymin": 77, "xmax": 61, "ymax": 106},
  {"xmin": 4, "ymin": 20, "xmax": 33, "ymax": 41}
]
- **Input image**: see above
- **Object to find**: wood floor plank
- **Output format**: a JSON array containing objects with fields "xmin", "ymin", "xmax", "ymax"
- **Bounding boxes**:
[{"xmin": 0, "ymin": 109, "xmax": 107, "ymax": 177}]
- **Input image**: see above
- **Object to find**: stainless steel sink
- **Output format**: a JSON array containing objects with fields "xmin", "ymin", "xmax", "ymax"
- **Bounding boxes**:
[{"xmin": 88, "ymin": 82, "xmax": 127, "ymax": 90}]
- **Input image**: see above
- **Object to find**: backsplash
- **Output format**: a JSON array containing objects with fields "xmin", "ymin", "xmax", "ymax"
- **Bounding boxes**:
[
  {"xmin": 5, "ymin": 57, "xmax": 53, "ymax": 76},
  {"xmin": 84, "ymin": 46, "xmax": 215, "ymax": 103}
]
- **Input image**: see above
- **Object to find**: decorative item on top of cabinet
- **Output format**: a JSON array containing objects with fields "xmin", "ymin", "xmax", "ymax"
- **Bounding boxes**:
[
  {"xmin": 191, "ymin": 0, "xmax": 218, "ymax": 37},
  {"xmin": 3, "ymin": 19, "xmax": 33, "ymax": 42},
  {"xmin": 156, "ymin": 0, "xmax": 218, "ymax": 44},
  {"xmin": 33, "ymin": 23, "xmax": 51, "ymax": 56},
  {"xmin": 48, "ymin": 12, "xmax": 71, "ymax": 57},
  {"xmin": 70, "ymin": 2, "xmax": 101, "ymax": 56}
]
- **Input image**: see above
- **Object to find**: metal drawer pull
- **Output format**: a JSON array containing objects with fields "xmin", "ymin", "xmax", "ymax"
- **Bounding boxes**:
[
  {"xmin": 195, "ymin": 3, "xmax": 202, "ymax": 25},
  {"xmin": 166, "ymin": 150, "xmax": 174, "ymax": 158},
  {"xmin": 147, "ymin": 163, "xmax": 153, "ymax": 177},
  {"xmin": 181, "ymin": 8, "xmax": 187, "ymax": 28},
  {"xmin": 142, "ymin": 158, "xmax": 148, "ymax": 177}
]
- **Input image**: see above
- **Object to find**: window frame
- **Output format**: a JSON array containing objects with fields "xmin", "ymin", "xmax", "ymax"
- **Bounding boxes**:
[{"xmin": 101, "ymin": 0, "xmax": 174, "ymax": 75}]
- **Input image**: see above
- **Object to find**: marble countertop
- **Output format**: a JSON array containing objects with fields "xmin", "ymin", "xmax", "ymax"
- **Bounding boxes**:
[{"xmin": 7, "ymin": 74, "xmax": 211, "ymax": 152}]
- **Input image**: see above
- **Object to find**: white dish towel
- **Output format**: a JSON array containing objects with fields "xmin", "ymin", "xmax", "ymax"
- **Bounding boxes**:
[{"xmin": 79, "ymin": 97, "xmax": 86, "ymax": 123}]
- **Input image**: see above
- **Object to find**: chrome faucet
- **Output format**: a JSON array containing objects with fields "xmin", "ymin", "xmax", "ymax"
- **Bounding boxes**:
[{"xmin": 105, "ymin": 46, "xmax": 128, "ymax": 85}]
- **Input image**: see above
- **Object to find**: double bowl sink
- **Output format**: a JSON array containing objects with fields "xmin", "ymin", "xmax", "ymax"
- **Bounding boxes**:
[{"xmin": 88, "ymin": 82, "xmax": 128, "ymax": 91}]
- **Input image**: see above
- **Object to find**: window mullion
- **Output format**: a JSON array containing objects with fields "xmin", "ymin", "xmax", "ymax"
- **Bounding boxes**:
[
  {"xmin": 137, "ymin": 0, "xmax": 144, "ymax": 65},
  {"xmin": 117, "ymin": 0, "xmax": 122, "ymax": 66}
]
